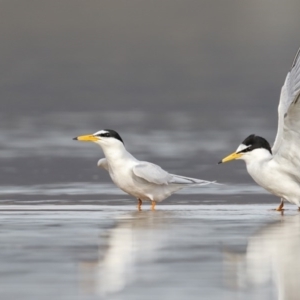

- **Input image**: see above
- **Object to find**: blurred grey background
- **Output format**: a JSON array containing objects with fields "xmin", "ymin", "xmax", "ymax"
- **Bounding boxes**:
[
  {"xmin": 1, "ymin": 0, "xmax": 300, "ymax": 196},
  {"xmin": 2, "ymin": 0, "xmax": 300, "ymax": 113}
]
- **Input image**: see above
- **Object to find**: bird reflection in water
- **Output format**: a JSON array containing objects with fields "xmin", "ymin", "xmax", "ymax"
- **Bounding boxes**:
[
  {"xmin": 223, "ymin": 214, "xmax": 300, "ymax": 300},
  {"xmin": 79, "ymin": 210, "xmax": 172, "ymax": 297}
]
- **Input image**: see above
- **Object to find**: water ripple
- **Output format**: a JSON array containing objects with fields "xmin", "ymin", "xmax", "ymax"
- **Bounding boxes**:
[{"xmin": 0, "ymin": 182, "xmax": 267, "ymax": 197}]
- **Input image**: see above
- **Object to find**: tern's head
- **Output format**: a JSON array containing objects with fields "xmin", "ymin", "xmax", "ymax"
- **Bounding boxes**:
[
  {"xmin": 73, "ymin": 129, "xmax": 124, "ymax": 149},
  {"xmin": 218, "ymin": 134, "xmax": 272, "ymax": 164}
]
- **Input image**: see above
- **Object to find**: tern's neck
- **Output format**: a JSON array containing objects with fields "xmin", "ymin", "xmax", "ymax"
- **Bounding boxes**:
[{"xmin": 100, "ymin": 144, "xmax": 134, "ymax": 162}]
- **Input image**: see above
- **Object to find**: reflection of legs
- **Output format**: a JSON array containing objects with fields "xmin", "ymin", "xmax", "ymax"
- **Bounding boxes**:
[
  {"xmin": 151, "ymin": 201, "xmax": 156, "ymax": 211},
  {"xmin": 137, "ymin": 199, "xmax": 142, "ymax": 211},
  {"xmin": 275, "ymin": 198, "xmax": 284, "ymax": 211}
]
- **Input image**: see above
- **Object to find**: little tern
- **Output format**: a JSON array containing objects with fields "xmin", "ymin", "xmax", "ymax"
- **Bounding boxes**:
[
  {"xmin": 219, "ymin": 46, "xmax": 300, "ymax": 211},
  {"xmin": 73, "ymin": 129, "xmax": 213, "ymax": 210}
]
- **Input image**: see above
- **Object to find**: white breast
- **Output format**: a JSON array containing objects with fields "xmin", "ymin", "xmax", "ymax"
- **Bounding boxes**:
[{"xmin": 246, "ymin": 159, "xmax": 300, "ymax": 205}]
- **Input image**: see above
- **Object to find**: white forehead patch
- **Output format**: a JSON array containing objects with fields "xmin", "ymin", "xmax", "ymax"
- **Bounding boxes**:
[
  {"xmin": 236, "ymin": 144, "xmax": 251, "ymax": 152},
  {"xmin": 93, "ymin": 130, "xmax": 108, "ymax": 136}
]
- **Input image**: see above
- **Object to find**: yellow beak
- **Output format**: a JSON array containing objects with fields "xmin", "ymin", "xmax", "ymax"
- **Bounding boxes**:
[
  {"xmin": 73, "ymin": 134, "xmax": 99, "ymax": 142},
  {"xmin": 218, "ymin": 152, "xmax": 242, "ymax": 164}
]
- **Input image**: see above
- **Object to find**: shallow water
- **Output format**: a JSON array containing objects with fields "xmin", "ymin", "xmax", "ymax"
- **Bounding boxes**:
[
  {"xmin": 0, "ymin": 204, "xmax": 299, "ymax": 300},
  {"xmin": 0, "ymin": 111, "xmax": 297, "ymax": 299}
]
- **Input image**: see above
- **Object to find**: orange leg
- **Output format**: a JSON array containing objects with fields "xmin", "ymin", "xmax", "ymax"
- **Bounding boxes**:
[
  {"xmin": 137, "ymin": 199, "xmax": 142, "ymax": 211},
  {"xmin": 151, "ymin": 201, "xmax": 156, "ymax": 211},
  {"xmin": 275, "ymin": 199, "xmax": 284, "ymax": 211}
]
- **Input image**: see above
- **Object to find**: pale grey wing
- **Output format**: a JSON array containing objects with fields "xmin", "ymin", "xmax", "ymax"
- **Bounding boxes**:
[
  {"xmin": 132, "ymin": 162, "xmax": 173, "ymax": 185},
  {"xmin": 97, "ymin": 158, "xmax": 108, "ymax": 171},
  {"xmin": 273, "ymin": 47, "xmax": 300, "ymax": 154},
  {"xmin": 132, "ymin": 162, "xmax": 214, "ymax": 186}
]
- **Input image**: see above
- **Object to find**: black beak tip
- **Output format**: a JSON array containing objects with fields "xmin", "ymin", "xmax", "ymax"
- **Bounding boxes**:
[
  {"xmin": 218, "ymin": 160, "xmax": 222, "ymax": 165},
  {"xmin": 73, "ymin": 137, "xmax": 78, "ymax": 140}
]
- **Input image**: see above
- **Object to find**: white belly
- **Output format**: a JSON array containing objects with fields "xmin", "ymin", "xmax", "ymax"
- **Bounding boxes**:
[
  {"xmin": 247, "ymin": 160, "xmax": 300, "ymax": 206},
  {"xmin": 108, "ymin": 164, "xmax": 180, "ymax": 202},
  {"xmin": 108, "ymin": 165, "xmax": 142, "ymax": 197}
]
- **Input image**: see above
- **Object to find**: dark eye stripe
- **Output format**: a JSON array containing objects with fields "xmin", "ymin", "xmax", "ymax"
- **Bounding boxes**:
[
  {"xmin": 241, "ymin": 135, "xmax": 272, "ymax": 154},
  {"xmin": 93, "ymin": 129, "xmax": 124, "ymax": 144},
  {"xmin": 237, "ymin": 147, "xmax": 251, "ymax": 154},
  {"xmin": 97, "ymin": 132, "xmax": 110, "ymax": 137}
]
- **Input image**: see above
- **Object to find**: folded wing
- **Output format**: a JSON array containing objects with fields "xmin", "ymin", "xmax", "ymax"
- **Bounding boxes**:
[
  {"xmin": 132, "ymin": 162, "xmax": 172, "ymax": 185},
  {"xmin": 132, "ymin": 162, "xmax": 212, "ymax": 186}
]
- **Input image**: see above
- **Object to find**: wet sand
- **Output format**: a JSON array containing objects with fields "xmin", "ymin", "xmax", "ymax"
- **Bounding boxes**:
[{"xmin": 0, "ymin": 199, "xmax": 299, "ymax": 300}]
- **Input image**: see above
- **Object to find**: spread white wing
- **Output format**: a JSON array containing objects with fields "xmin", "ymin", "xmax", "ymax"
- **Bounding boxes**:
[
  {"xmin": 132, "ymin": 162, "xmax": 212, "ymax": 185},
  {"xmin": 272, "ymin": 47, "xmax": 300, "ymax": 155}
]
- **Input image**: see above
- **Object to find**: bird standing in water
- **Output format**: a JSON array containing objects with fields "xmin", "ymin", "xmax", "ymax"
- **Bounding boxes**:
[
  {"xmin": 74, "ymin": 129, "xmax": 213, "ymax": 210},
  {"xmin": 219, "ymin": 46, "xmax": 300, "ymax": 211}
]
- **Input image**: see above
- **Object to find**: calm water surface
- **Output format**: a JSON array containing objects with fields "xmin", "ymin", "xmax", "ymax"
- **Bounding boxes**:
[
  {"xmin": 0, "ymin": 205, "xmax": 298, "ymax": 300},
  {"xmin": 0, "ymin": 112, "xmax": 298, "ymax": 300}
]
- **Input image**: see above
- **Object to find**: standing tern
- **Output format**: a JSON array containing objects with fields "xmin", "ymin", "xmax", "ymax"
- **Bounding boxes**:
[
  {"xmin": 73, "ymin": 129, "xmax": 213, "ymax": 210},
  {"xmin": 219, "ymin": 46, "xmax": 300, "ymax": 211}
]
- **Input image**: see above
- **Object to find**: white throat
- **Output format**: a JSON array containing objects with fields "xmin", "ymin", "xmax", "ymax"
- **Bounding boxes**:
[{"xmin": 95, "ymin": 141, "xmax": 135, "ymax": 164}]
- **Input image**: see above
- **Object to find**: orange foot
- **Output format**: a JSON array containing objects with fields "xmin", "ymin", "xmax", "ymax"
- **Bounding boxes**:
[
  {"xmin": 137, "ymin": 199, "xmax": 142, "ymax": 211},
  {"xmin": 275, "ymin": 199, "xmax": 284, "ymax": 211},
  {"xmin": 151, "ymin": 201, "xmax": 156, "ymax": 211}
]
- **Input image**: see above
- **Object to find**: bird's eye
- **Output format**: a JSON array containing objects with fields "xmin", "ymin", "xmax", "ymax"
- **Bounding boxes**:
[
  {"xmin": 238, "ymin": 145, "xmax": 252, "ymax": 154},
  {"xmin": 98, "ymin": 133, "xmax": 110, "ymax": 137}
]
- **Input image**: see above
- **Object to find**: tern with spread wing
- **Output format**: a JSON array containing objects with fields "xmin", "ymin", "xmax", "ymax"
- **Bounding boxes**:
[
  {"xmin": 73, "ymin": 129, "xmax": 213, "ymax": 210},
  {"xmin": 219, "ymin": 46, "xmax": 300, "ymax": 211}
]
